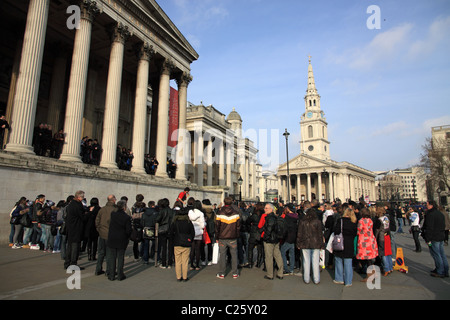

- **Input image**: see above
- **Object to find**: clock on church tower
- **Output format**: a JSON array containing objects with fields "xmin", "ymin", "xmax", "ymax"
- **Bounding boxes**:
[{"xmin": 300, "ymin": 57, "xmax": 330, "ymax": 160}]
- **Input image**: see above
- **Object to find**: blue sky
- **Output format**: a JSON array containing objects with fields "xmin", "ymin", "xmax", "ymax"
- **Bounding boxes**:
[{"xmin": 159, "ymin": 0, "xmax": 450, "ymax": 172}]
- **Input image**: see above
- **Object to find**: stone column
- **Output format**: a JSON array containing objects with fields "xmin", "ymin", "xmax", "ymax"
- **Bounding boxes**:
[
  {"xmin": 297, "ymin": 174, "xmax": 301, "ymax": 203},
  {"xmin": 307, "ymin": 173, "xmax": 311, "ymax": 201},
  {"xmin": 175, "ymin": 72, "xmax": 192, "ymax": 181},
  {"xmin": 219, "ymin": 141, "xmax": 225, "ymax": 185},
  {"xmin": 329, "ymin": 172, "xmax": 334, "ymax": 202},
  {"xmin": 226, "ymin": 144, "xmax": 232, "ymax": 191},
  {"xmin": 131, "ymin": 43, "xmax": 153, "ymax": 174},
  {"xmin": 99, "ymin": 23, "xmax": 130, "ymax": 169},
  {"xmin": 207, "ymin": 139, "xmax": 213, "ymax": 186},
  {"xmin": 5, "ymin": 0, "xmax": 50, "ymax": 154},
  {"xmin": 196, "ymin": 129, "xmax": 204, "ymax": 186},
  {"xmin": 318, "ymin": 172, "xmax": 322, "ymax": 202},
  {"xmin": 155, "ymin": 59, "xmax": 174, "ymax": 178},
  {"xmin": 59, "ymin": 1, "xmax": 99, "ymax": 162}
]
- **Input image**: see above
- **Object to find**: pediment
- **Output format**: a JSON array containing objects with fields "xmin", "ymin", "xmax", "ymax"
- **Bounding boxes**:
[
  {"xmin": 130, "ymin": 0, "xmax": 199, "ymax": 62},
  {"xmin": 278, "ymin": 154, "xmax": 331, "ymax": 173}
]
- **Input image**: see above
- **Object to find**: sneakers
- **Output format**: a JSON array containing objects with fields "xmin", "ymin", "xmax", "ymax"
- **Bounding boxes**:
[
  {"xmin": 216, "ymin": 273, "xmax": 225, "ymax": 279},
  {"xmin": 232, "ymin": 273, "xmax": 239, "ymax": 279},
  {"xmin": 30, "ymin": 244, "xmax": 40, "ymax": 250},
  {"xmin": 11, "ymin": 244, "xmax": 22, "ymax": 249}
]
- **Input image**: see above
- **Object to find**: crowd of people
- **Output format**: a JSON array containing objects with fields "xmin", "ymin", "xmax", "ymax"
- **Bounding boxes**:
[
  {"xmin": 32, "ymin": 123, "xmax": 65, "ymax": 159},
  {"xmin": 8, "ymin": 191, "xmax": 450, "ymax": 285}
]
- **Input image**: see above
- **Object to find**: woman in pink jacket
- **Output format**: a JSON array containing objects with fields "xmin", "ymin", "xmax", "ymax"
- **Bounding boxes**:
[{"xmin": 356, "ymin": 207, "xmax": 378, "ymax": 282}]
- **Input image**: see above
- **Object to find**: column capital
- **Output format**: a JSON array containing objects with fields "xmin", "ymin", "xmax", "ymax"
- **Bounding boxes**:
[
  {"xmin": 80, "ymin": 0, "xmax": 100, "ymax": 23},
  {"xmin": 135, "ymin": 42, "xmax": 154, "ymax": 61},
  {"xmin": 108, "ymin": 22, "xmax": 131, "ymax": 44},
  {"xmin": 161, "ymin": 58, "xmax": 175, "ymax": 76},
  {"xmin": 176, "ymin": 72, "xmax": 193, "ymax": 88}
]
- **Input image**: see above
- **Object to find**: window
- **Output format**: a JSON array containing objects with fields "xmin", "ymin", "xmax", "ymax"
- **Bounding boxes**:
[{"xmin": 308, "ymin": 125, "xmax": 313, "ymax": 138}]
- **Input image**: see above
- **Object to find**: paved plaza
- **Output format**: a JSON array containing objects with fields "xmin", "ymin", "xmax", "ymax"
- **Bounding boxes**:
[{"xmin": 0, "ymin": 230, "xmax": 449, "ymax": 304}]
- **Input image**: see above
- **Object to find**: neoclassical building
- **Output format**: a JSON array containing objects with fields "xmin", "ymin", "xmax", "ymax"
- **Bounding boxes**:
[
  {"xmin": 277, "ymin": 59, "xmax": 376, "ymax": 203},
  {"xmin": 184, "ymin": 103, "xmax": 259, "ymax": 201},
  {"xmin": 1, "ymin": 0, "xmax": 198, "ymax": 179}
]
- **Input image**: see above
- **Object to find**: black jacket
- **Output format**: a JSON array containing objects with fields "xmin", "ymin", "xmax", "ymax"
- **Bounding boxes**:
[
  {"xmin": 107, "ymin": 209, "xmax": 132, "ymax": 250},
  {"xmin": 169, "ymin": 212, "xmax": 195, "ymax": 247},
  {"xmin": 333, "ymin": 217, "xmax": 357, "ymax": 259},
  {"xmin": 65, "ymin": 200, "xmax": 87, "ymax": 243},
  {"xmin": 422, "ymin": 207, "xmax": 446, "ymax": 242}
]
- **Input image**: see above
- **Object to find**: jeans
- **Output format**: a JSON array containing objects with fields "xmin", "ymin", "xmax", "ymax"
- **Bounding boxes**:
[
  {"xmin": 53, "ymin": 229, "xmax": 61, "ymax": 251},
  {"xmin": 302, "ymin": 249, "xmax": 320, "ymax": 284},
  {"xmin": 23, "ymin": 227, "xmax": 33, "ymax": 244},
  {"xmin": 429, "ymin": 241, "xmax": 449, "ymax": 276},
  {"xmin": 280, "ymin": 242, "xmax": 295, "ymax": 273},
  {"xmin": 334, "ymin": 256, "xmax": 353, "ymax": 285},
  {"xmin": 397, "ymin": 218, "xmax": 404, "ymax": 233},
  {"xmin": 381, "ymin": 255, "xmax": 393, "ymax": 272},
  {"xmin": 40, "ymin": 224, "xmax": 51, "ymax": 250}
]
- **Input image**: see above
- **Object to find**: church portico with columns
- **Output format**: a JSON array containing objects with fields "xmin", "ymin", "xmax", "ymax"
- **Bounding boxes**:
[{"xmin": 277, "ymin": 58, "xmax": 376, "ymax": 204}]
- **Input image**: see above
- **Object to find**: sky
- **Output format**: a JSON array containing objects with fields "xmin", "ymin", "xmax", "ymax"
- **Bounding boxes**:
[{"xmin": 158, "ymin": 0, "xmax": 450, "ymax": 172}]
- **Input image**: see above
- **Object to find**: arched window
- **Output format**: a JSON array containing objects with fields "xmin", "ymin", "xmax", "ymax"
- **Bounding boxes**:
[
  {"xmin": 308, "ymin": 125, "xmax": 313, "ymax": 138},
  {"xmin": 309, "ymin": 100, "xmax": 312, "ymax": 107},
  {"xmin": 313, "ymin": 100, "xmax": 316, "ymax": 106}
]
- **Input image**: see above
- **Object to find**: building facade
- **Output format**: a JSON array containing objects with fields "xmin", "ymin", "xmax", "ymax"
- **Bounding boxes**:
[{"xmin": 277, "ymin": 59, "xmax": 376, "ymax": 204}]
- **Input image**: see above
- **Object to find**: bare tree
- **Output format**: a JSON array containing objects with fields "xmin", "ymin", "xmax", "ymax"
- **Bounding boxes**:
[{"xmin": 419, "ymin": 137, "xmax": 450, "ymax": 197}]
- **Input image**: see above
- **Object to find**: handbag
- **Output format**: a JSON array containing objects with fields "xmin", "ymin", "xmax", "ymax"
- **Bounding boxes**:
[
  {"xmin": 203, "ymin": 227, "xmax": 211, "ymax": 245},
  {"xmin": 332, "ymin": 219, "xmax": 344, "ymax": 251},
  {"xmin": 143, "ymin": 227, "xmax": 155, "ymax": 239}
]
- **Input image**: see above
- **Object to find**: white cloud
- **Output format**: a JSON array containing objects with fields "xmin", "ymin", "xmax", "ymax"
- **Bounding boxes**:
[
  {"xmin": 408, "ymin": 15, "xmax": 450, "ymax": 59},
  {"xmin": 350, "ymin": 23, "xmax": 413, "ymax": 70}
]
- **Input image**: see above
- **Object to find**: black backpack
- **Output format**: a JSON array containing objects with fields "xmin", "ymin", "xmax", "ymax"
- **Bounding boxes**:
[{"xmin": 263, "ymin": 214, "xmax": 286, "ymax": 243}]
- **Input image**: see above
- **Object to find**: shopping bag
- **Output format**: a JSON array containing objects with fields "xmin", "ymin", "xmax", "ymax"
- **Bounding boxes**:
[
  {"xmin": 384, "ymin": 234, "xmax": 392, "ymax": 256},
  {"xmin": 203, "ymin": 227, "xmax": 211, "ymax": 245},
  {"xmin": 319, "ymin": 249, "xmax": 325, "ymax": 269},
  {"xmin": 326, "ymin": 233, "xmax": 335, "ymax": 253},
  {"xmin": 212, "ymin": 242, "xmax": 219, "ymax": 264}
]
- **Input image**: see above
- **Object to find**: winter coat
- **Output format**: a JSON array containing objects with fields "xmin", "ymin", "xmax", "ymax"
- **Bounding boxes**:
[
  {"xmin": 107, "ymin": 209, "xmax": 132, "ymax": 250},
  {"xmin": 356, "ymin": 217, "xmax": 378, "ymax": 260},
  {"xmin": 95, "ymin": 201, "xmax": 117, "ymax": 240},
  {"xmin": 374, "ymin": 215, "xmax": 390, "ymax": 256},
  {"xmin": 215, "ymin": 205, "xmax": 240, "ymax": 240},
  {"xmin": 85, "ymin": 205, "xmax": 100, "ymax": 239},
  {"xmin": 422, "ymin": 207, "xmax": 446, "ymax": 242},
  {"xmin": 65, "ymin": 200, "xmax": 87, "ymax": 243},
  {"xmin": 248, "ymin": 211, "xmax": 262, "ymax": 242},
  {"xmin": 333, "ymin": 217, "xmax": 357, "ymax": 259},
  {"xmin": 169, "ymin": 212, "xmax": 195, "ymax": 247},
  {"xmin": 282, "ymin": 212, "xmax": 299, "ymax": 244},
  {"xmin": 188, "ymin": 208, "xmax": 205, "ymax": 240},
  {"xmin": 296, "ymin": 214, "xmax": 324, "ymax": 250}
]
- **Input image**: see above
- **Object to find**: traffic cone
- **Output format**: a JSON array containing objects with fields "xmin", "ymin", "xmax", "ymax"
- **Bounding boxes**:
[{"xmin": 393, "ymin": 248, "xmax": 408, "ymax": 273}]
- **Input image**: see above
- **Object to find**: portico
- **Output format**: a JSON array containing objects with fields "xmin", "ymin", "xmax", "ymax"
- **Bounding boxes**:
[{"xmin": 1, "ymin": 0, "xmax": 198, "ymax": 178}]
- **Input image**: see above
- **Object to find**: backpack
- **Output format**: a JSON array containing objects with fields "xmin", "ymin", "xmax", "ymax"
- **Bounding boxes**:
[{"xmin": 263, "ymin": 214, "xmax": 287, "ymax": 243}]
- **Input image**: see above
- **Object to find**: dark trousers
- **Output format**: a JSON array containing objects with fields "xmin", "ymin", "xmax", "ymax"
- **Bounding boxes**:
[
  {"xmin": 64, "ymin": 242, "xmax": 80, "ymax": 268},
  {"xmin": 96, "ymin": 237, "xmax": 108, "ymax": 273},
  {"xmin": 106, "ymin": 247, "xmax": 125, "ymax": 279}
]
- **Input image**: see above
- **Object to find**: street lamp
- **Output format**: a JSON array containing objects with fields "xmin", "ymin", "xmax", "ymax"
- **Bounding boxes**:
[
  {"xmin": 238, "ymin": 175, "xmax": 243, "ymax": 202},
  {"xmin": 411, "ymin": 178, "xmax": 416, "ymax": 203},
  {"xmin": 283, "ymin": 129, "xmax": 290, "ymax": 204},
  {"xmin": 437, "ymin": 187, "xmax": 442, "ymax": 207}
]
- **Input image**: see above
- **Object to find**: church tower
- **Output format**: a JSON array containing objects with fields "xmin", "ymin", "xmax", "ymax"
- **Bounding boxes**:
[{"xmin": 300, "ymin": 57, "xmax": 330, "ymax": 160}]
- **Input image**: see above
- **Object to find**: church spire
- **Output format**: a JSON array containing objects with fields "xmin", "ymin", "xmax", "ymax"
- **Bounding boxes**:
[
  {"xmin": 306, "ymin": 55, "xmax": 318, "ymax": 96},
  {"xmin": 304, "ymin": 56, "xmax": 321, "ymax": 111}
]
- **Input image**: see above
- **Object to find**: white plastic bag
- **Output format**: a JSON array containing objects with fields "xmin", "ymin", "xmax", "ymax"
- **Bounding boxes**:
[{"xmin": 212, "ymin": 242, "xmax": 219, "ymax": 264}]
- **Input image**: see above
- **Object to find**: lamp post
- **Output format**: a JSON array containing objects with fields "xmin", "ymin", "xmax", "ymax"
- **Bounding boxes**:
[
  {"xmin": 411, "ymin": 178, "xmax": 416, "ymax": 203},
  {"xmin": 283, "ymin": 129, "xmax": 290, "ymax": 204},
  {"xmin": 238, "ymin": 175, "xmax": 243, "ymax": 202}
]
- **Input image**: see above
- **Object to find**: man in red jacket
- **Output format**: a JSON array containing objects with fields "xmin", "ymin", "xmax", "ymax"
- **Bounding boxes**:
[{"xmin": 215, "ymin": 197, "xmax": 240, "ymax": 279}]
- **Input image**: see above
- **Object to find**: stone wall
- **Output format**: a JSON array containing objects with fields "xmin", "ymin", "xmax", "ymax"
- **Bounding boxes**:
[{"xmin": 0, "ymin": 151, "xmax": 225, "ymax": 244}]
